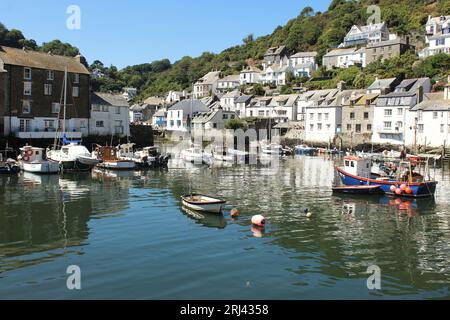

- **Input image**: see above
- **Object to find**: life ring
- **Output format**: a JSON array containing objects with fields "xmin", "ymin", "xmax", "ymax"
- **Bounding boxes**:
[
  {"xmin": 26, "ymin": 150, "xmax": 33, "ymax": 156},
  {"xmin": 23, "ymin": 156, "xmax": 30, "ymax": 162}
]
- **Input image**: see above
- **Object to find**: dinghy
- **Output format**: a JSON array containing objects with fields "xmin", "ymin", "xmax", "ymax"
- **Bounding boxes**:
[{"xmin": 181, "ymin": 194, "xmax": 226, "ymax": 214}]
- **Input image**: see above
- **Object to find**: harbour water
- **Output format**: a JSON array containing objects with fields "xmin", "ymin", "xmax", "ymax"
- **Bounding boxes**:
[{"xmin": 1, "ymin": 155, "xmax": 449, "ymax": 299}]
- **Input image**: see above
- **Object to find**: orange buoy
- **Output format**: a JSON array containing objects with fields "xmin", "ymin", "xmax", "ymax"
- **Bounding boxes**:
[
  {"xmin": 251, "ymin": 215, "xmax": 266, "ymax": 227},
  {"xmin": 405, "ymin": 187, "xmax": 413, "ymax": 195},
  {"xmin": 230, "ymin": 208, "xmax": 239, "ymax": 218}
]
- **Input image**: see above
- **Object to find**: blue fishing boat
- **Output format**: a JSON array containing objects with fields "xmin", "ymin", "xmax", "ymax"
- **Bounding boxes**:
[{"xmin": 336, "ymin": 157, "xmax": 437, "ymax": 198}]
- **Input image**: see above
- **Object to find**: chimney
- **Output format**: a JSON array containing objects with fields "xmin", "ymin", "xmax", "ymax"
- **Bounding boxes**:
[{"xmin": 416, "ymin": 85, "xmax": 424, "ymax": 104}]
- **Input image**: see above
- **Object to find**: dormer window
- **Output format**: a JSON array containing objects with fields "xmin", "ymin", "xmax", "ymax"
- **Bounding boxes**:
[
  {"xmin": 24, "ymin": 68, "xmax": 32, "ymax": 80},
  {"xmin": 74, "ymin": 73, "xmax": 80, "ymax": 84}
]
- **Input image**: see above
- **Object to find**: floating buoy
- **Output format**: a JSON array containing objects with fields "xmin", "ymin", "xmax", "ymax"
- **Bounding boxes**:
[
  {"xmin": 304, "ymin": 208, "xmax": 313, "ymax": 219},
  {"xmin": 251, "ymin": 215, "xmax": 266, "ymax": 227},
  {"xmin": 390, "ymin": 185, "xmax": 397, "ymax": 193},
  {"xmin": 395, "ymin": 188, "xmax": 403, "ymax": 195},
  {"xmin": 400, "ymin": 184, "xmax": 407, "ymax": 191},
  {"xmin": 405, "ymin": 187, "xmax": 413, "ymax": 195},
  {"xmin": 230, "ymin": 208, "xmax": 239, "ymax": 218}
]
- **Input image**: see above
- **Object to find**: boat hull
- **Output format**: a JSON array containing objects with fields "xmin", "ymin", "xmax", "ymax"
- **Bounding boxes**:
[
  {"xmin": 52, "ymin": 160, "xmax": 93, "ymax": 172},
  {"xmin": 0, "ymin": 165, "xmax": 20, "ymax": 174},
  {"xmin": 23, "ymin": 161, "xmax": 59, "ymax": 174},
  {"xmin": 336, "ymin": 167, "xmax": 437, "ymax": 198},
  {"xmin": 97, "ymin": 161, "xmax": 135, "ymax": 171},
  {"xmin": 332, "ymin": 185, "xmax": 383, "ymax": 195},
  {"xmin": 181, "ymin": 195, "xmax": 226, "ymax": 214}
]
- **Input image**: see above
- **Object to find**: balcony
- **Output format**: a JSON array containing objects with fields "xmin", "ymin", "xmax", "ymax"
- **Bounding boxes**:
[{"xmin": 15, "ymin": 131, "xmax": 83, "ymax": 139}]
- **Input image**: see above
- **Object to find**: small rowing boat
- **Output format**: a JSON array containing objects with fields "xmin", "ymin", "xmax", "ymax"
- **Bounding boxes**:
[
  {"xmin": 332, "ymin": 185, "xmax": 383, "ymax": 195},
  {"xmin": 181, "ymin": 194, "xmax": 226, "ymax": 213}
]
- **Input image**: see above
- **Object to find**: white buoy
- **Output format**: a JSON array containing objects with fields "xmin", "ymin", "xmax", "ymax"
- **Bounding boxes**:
[
  {"xmin": 304, "ymin": 209, "xmax": 313, "ymax": 219},
  {"xmin": 251, "ymin": 215, "xmax": 266, "ymax": 227}
]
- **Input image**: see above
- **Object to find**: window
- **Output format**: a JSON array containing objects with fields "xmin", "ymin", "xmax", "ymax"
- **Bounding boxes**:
[
  {"xmin": 24, "ymin": 68, "xmax": 31, "ymax": 80},
  {"xmin": 433, "ymin": 112, "xmax": 438, "ymax": 119},
  {"xmin": 51, "ymin": 102, "xmax": 60, "ymax": 114},
  {"xmin": 74, "ymin": 74, "xmax": 80, "ymax": 84},
  {"xmin": 92, "ymin": 105, "xmax": 101, "ymax": 112},
  {"xmin": 19, "ymin": 119, "xmax": 31, "ymax": 132},
  {"xmin": 356, "ymin": 124, "xmax": 361, "ymax": 133},
  {"xmin": 367, "ymin": 124, "xmax": 372, "ymax": 131},
  {"xmin": 116, "ymin": 106, "xmax": 121, "ymax": 114},
  {"xmin": 73, "ymin": 87, "xmax": 79, "ymax": 97},
  {"xmin": 418, "ymin": 111, "xmax": 423, "ymax": 121},
  {"xmin": 384, "ymin": 109, "xmax": 392, "ymax": 117},
  {"xmin": 115, "ymin": 120, "xmax": 123, "ymax": 134},
  {"xmin": 47, "ymin": 70, "xmax": 54, "ymax": 81},
  {"xmin": 24, "ymin": 82, "xmax": 32, "ymax": 96},
  {"xmin": 213, "ymin": 123, "xmax": 217, "ymax": 129},
  {"xmin": 350, "ymin": 112, "xmax": 355, "ymax": 120},
  {"xmin": 347, "ymin": 124, "xmax": 352, "ymax": 131},
  {"xmin": 441, "ymin": 124, "xmax": 445, "ymax": 133},
  {"xmin": 80, "ymin": 120, "xmax": 87, "ymax": 128},
  {"xmin": 22, "ymin": 100, "xmax": 31, "ymax": 114},
  {"xmin": 96, "ymin": 121, "xmax": 104, "ymax": 127},
  {"xmin": 310, "ymin": 124, "xmax": 314, "ymax": 131},
  {"xmin": 318, "ymin": 113, "xmax": 322, "ymax": 121},
  {"xmin": 169, "ymin": 120, "xmax": 174, "ymax": 127},
  {"xmin": 418, "ymin": 124, "xmax": 424, "ymax": 133},
  {"xmin": 317, "ymin": 123, "xmax": 322, "ymax": 131},
  {"xmin": 177, "ymin": 120, "xmax": 181, "ymax": 127},
  {"xmin": 398, "ymin": 108, "xmax": 403, "ymax": 116},
  {"xmin": 364, "ymin": 112, "xmax": 369, "ymax": 120},
  {"xmin": 310, "ymin": 113, "xmax": 314, "ymax": 120},
  {"xmin": 325, "ymin": 113, "xmax": 329, "ymax": 121},
  {"xmin": 44, "ymin": 84, "xmax": 52, "ymax": 96},
  {"xmin": 383, "ymin": 121, "xmax": 392, "ymax": 130},
  {"xmin": 44, "ymin": 120, "xmax": 55, "ymax": 130}
]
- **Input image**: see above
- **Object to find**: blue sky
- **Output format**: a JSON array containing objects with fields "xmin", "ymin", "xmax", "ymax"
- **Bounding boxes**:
[{"xmin": 0, "ymin": 0, "xmax": 330, "ymax": 69}]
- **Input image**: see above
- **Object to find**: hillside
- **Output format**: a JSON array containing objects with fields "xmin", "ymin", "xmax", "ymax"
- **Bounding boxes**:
[{"xmin": 2, "ymin": 0, "xmax": 450, "ymax": 99}]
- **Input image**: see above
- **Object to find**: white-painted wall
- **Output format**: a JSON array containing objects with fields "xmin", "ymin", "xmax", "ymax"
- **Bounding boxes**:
[
  {"xmin": 90, "ymin": 105, "xmax": 130, "ymax": 137},
  {"xmin": 304, "ymin": 106, "xmax": 341, "ymax": 144}
]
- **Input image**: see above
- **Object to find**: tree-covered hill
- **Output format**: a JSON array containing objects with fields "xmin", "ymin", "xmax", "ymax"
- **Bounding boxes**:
[{"xmin": 2, "ymin": 0, "xmax": 450, "ymax": 99}]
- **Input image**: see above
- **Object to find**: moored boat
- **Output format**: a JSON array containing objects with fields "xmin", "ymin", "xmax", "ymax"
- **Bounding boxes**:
[
  {"xmin": 336, "ymin": 156, "xmax": 437, "ymax": 198},
  {"xmin": 295, "ymin": 144, "xmax": 316, "ymax": 156},
  {"xmin": 94, "ymin": 145, "xmax": 135, "ymax": 170},
  {"xmin": 19, "ymin": 146, "xmax": 59, "ymax": 174},
  {"xmin": 47, "ymin": 143, "xmax": 99, "ymax": 172},
  {"xmin": 181, "ymin": 146, "xmax": 208, "ymax": 164},
  {"xmin": 332, "ymin": 185, "xmax": 383, "ymax": 195},
  {"xmin": 181, "ymin": 194, "xmax": 226, "ymax": 213}
]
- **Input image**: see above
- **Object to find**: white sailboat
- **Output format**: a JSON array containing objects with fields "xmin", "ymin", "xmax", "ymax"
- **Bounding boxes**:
[{"xmin": 46, "ymin": 68, "xmax": 99, "ymax": 172}]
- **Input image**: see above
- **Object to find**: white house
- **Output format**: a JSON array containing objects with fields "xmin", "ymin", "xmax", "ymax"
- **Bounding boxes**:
[
  {"xmin": 262, "ymin": 46, "xmax": 289, "ymax": 70},
  {"xmin": 217, "ymin": 74, "xmax": 240, "ymax": 93},
  {"xmin": 166, "ymin": 99, "xmax": 209, "ymax": 132},
  {"xmin": 245, "ymin": 97, "xmax": 275, "ymax": 118},
  {"xmin": 192, "ymin": 107, "xmax": 237, "ymax": 134},
  {"xmin": 166, "ymin": 90, "xmax": 187, "ymax": 104},
  {"xmin": 269, "ymin": 94, "xmax": 299, "ymax": 123},
  {"xmin": 193, "ymin": 71, "xmax": 222, "ymax": 98},
  {"xmin": 235, "ymin": 95, "xmax": 253, "ymax": 118},
  {"xmin": 290, "ymin": 52, "xmax": 318, "ymax": 78},
  {"xmin": 122, "ymin": 87, "xmax": 137, "ymax": 102},
  {"xmin": 90, "ymin": 92, "xmax": 130, "ymax": 138},
  {"xmin": 420, "ymin": 15, "xmax": 450, "ymax": 58},
  {"xmin": 322, "ymin": 48, "xmax": 366, "ymax": 70},
  {"xmin": 406, "ymin": 85, "xmax": 450, "ymax": 148},
  {"xmin": 240, "ymin": 66, "xmax": 262, "ymax": 85},
  {"xmin": 372, "ymin": 78, "xmax": 432, "ymax": 146},
  {"xmin": 220, "ymin": 90, "xmax": 241, "ymax": 112},
  {"xmin": 305, "ymin": 88, "xmax": 356, "ymax": 145},
  {"xmin": 261, "ymin": 64, "xmax": 294, "ymax": 86},
  {"xmin": 342, "ymin": 22, "xmax": 390, "ymax": 47}
]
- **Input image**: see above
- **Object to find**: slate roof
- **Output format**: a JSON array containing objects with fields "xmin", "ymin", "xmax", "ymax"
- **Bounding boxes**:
[
  {"xmin": 91, "ymin": 92, "xmax": 129, "ymax": 107},
  {"xmin": 291, "ymin": 52, "xmax": 318, "ymax": 58},
  {"xmin": 0, "ymin": 46, "xmax": 90, "ymax": 74},
  {"xmin": 168, "ymin": 99, "xmax": 209, "ymax": 114}
]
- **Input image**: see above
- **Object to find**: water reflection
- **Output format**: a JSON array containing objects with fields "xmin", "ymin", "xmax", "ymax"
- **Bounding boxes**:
[{"xmin": 0, "ymin": 154, "xmax": 449, "ymax": 299}]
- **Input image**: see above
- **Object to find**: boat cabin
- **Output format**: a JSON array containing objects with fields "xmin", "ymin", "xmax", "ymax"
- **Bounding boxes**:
[
  {"xmin": 343, "ymin": 157, "xmax": 372, "ymax": 178},
  {"xmin": 20, "ymin": 147, "xmax": 45, "ymax": 163},
  {"xmin": 118, "ymin": 143, "xmax": 136, "ymax": 158},
  {"xmin": 95, "ymin": 146, "xmax": 119, "ymax": 161}
]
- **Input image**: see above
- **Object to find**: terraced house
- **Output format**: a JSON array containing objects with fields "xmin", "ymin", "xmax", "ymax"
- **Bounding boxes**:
[{"xmin": 0, "ymin": 46, "xmax": 90, "ymax": 138}]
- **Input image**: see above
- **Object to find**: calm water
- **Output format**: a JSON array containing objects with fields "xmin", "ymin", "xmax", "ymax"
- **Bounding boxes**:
[{"xmin": 1, "ymin": 155, "xmax": 450, "ymax": 300}]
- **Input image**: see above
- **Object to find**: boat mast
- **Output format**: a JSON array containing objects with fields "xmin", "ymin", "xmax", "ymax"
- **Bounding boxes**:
[{"xmin": 63, "ymin": 67, "xmax": 67, "ymax": 136}]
